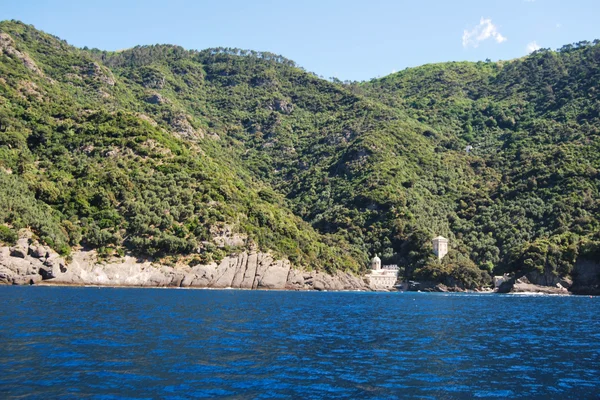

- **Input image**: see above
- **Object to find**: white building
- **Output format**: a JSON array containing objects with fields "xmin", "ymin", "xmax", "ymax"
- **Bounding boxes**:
[
  {"xmin": 365, "ymin": 255, "xmax": 399, "ymax": 289},
  {"xmin": 371, "ymin": 254, "xmax": 381, "ymax": 270},
  {"xmin": 493, "ymin": 274, "xmax": 510, "ymax": 290},
  {"xmin": 432, "ymin": 236, "xmax": 449, "ymax": 260}
]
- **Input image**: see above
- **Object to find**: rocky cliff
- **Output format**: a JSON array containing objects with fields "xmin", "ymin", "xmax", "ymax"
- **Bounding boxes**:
[
  {"xmin": 570, "ymin": 259, "xmax": 600, "ymax": 295},
  {"xmin": 0, "ymin": 236, "xmax": 369, "ymax": 291},
  {"xmin": 495, "ymin": 267, "xmax": 582, "ymax": 295}
]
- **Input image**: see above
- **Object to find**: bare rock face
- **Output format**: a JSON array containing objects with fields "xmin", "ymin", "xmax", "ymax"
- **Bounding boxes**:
[
  {"xmin": 512, "ymin": 279, "xmax": 569, "ymax": 294},
  {"xmin": 88, "ymin": 62, "xmax": 115, "ymax": 86},
  {"xmin": 312, "ymin": 280, "xmax": 325, "ymax": 291},
  {"xmin": 17, "ymin": 80, "xmax": 45, "ymax": 101},
  {"xmin": 570, "ymin": 259, "xmax": 600, "ymax": 295},
  {"xmin": 211, "ymin": 256, "xmax": 242, "ymax": 288},
  {"xmin": 230, "ymin": 252, "xmax": 249, "ymax": 288},
  {"xmin": 496, "ymin": 274, "xmax": 569, "ymax": 295},
  {"xmin": 295, "ymin": 270, "xmax": 368, "ymax": 291},
  {"xmin": 169, "ymin": 113, "xmax": 204, "ymax": 139},
  {"xmin": 141, "ymin": 71, "xmax": 165, "ymax": 89},
  {"xmin": 240, "ymin": 252, "xmax": 259, "ymax": 288},
  {"xmin": 31, "ymin": 245, "xmax": 49, "ymax": 259},
  {"xmin": 0, "ymin": 33, "xmax": 43, "ymax": 75},
  {"xmin": 525, "ymin": 268, "xmax": 563, "ymax": 287},
  {"xmin": 146, "ymin": 92, "xmax": 167, "ymax": 104},
  {"xmin": 137, "ymin": 113, "xmax": 159, "ymax": 126},
  {"xmin": 268, "ymin": 98, "xmax": 293, "ymax": 114},
  {"xmin": 9, "ymin": 238, "xmax": 29, "ymax": 258},
  {"xmin": 256, "ymin": 259, "xmax": 291, "ymax": 289},
  {"xmin": 0, "ymin": 238, "xmax": 67, "ymax": 285},
  {"xmin": 286, "ymin": 269, "xmax": 304, "ymax": 289},
  {"xmin": 211, "ymin": 225, "xmax": 247, "ymax": 248},
  {"xmin": 9, "ymin": 246, "xmax": 27, "ymax": 259},
  {"xmin": 0, "ymin": 239, "xmax": 369, "ymax": 291}
]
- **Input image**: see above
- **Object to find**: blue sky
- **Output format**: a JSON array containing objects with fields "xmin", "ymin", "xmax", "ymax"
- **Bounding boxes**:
[{"xmin": 1, "ymin": 0, "xmax": 599, "ymax": 81}]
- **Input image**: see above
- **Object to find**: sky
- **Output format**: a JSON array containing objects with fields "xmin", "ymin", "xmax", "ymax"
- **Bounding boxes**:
[{"xmin": 1, "ymin": 0, "xmax": 599, "ymax": 81}]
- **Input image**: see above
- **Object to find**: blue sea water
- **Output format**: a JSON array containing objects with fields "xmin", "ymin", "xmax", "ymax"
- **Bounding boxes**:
[{"xmin": 0, "ymin": 287, "xmax": 599, "ymax": 399}]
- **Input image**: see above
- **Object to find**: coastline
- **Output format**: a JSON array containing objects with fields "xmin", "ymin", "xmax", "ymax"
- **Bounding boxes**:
[
  {"xmin": 1, "ymin": 238, "xmax": 596, "ymax": 295},
  {"xmin": 0, "ymin": 240, "xmax": 372, "ymax": 292},
  {"xmin": 6, "ymin": 282, "xmax": 579, "ymax": 297}
]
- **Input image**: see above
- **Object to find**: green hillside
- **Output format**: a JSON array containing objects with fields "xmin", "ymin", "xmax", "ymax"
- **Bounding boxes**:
[{"xmin": 1, "ymin": 20, "xmax": 599, "ymax": 287}]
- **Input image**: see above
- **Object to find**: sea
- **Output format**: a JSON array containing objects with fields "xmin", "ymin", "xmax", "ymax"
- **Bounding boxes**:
[{"xmin": 0, "ymin": 286, "xmax": 599, "ymax": 399}]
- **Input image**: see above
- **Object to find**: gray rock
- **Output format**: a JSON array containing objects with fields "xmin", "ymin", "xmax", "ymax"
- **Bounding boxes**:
[
  {"xmin": 38, "ymin": 265, "xmax": 56, "ymax": 280},
  {"xmin": 169, "ymin": 114, "xmax": 203, "ymax": 139},
  {"xmin": 13, "ymin": 274, "xmax": 42, "ymax": 285},
  {"xmin": 2, "ymin": 256, "xmax": 39, "ymax": 276},
  {"xmin": 560, "ymin": 277, "xmax": 573, "ymax": 288},
  {"xmin": 146, "ymin": 93, "xmax": 166, "ymax": 104},
  {"xmin": 169, "ymin": 272, "xmax": 185, "ymax": 287},
  {"xmin": 145, "ymin": 271, "xmax": 171, "ymax": 287},
  {"xmin": 241, "ymin": 252, "xmax": 259, "ymax": 289},
  {"xmin": 434, "ymin": 284, "xmax": 449, "ymax": 292},
  {"xmin": 32, "ymin": 245, "xmax": 49, "ymax": 259},
  {"xmin": 212, "ymin": 257, "xmax": 238, "ymax": 288},
  {"xmin": 44, "ymin": 256, "xmax": 67, "ymax": 273},
  {"xmin": 190, "ymin": 276, "xmax": 210, "ymax": 287},
  {"xmin": 16, "ymin": 237, "xmax": 30, "ymax": 248},
  {"xmin": 512, "ymin": 281, "xmax": 568, "ymax": 294},
  {"xmin": 273, "ymin": 99, "xmax": 294, "ymax": 114},
  {"xmin": 89, "ymin": 62, "xmax": 115, "ymax": 86},
  {"xmin": 0, "ymin": 266, "xmax": 14, "ymax": 284},
  {"xmin": 180, "ymin": 273, "xmax": 195, "ymax": 287},
  {"xmin": 257, "ymin": 260, "xmax": 291, "ymax": 289},
  {"xmin": 253, "ymin": 254, "xmax": 275, "ymax": 289},
  {"xmin": 9, "ymin": 246, "xmax": 27, "ymax": 258},
  {"xmin": 230, "ymin": 252, "xmax": 248, "ymax": 288},
  {"xmin": 0, "ymin": 243, "xmax": 371, "ymax": 292},
  {"xmin": 0, "ymin": 33, "xmax": 43, "ymax": 75},
  {"xmin": 286, "ymin": 269, "xmax": 304, "ymax": 288}
]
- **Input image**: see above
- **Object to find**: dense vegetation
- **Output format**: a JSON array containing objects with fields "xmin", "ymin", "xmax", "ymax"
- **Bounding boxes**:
[{"xmin": 1, "ymin": 20, "xmax": 599, "ymax": 287}]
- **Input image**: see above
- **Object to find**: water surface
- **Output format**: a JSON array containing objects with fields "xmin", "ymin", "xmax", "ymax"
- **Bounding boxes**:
[{"xmin": 0, "ymin": 287, "xmax": 598, "ymax": 399}]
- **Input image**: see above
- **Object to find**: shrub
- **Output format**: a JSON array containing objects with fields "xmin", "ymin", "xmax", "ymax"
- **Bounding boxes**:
[{"xmin": 0, "ymin": 225, "xmax": 17, "ymax": 245}]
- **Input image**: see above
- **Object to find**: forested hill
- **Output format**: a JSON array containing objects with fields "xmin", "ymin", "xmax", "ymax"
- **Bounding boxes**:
[{"xmin": 1, "ymin": 20, "xmax": 599, "ymax": 288}]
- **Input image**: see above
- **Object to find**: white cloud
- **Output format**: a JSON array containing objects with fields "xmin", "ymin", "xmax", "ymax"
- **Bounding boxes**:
[
  {"xmin": 526, "ymin": 41, "xmax": 541, "ymax": 53},
  {"xmin": 462, "ymin": 18, "xmax": 507, "ymax": 48}
]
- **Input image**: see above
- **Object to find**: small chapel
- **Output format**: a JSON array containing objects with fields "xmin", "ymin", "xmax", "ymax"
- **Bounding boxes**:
[{"xmin": 364, "ymin": 254, "xmax": 399, "ymax": 289}]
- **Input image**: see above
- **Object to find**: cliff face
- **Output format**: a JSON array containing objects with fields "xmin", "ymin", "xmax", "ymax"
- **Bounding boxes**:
[
  {"xmin": 570, "ymin": 259, "xmax": 600, "ymax": 295},
  {"xmin": 0, "ymin": 237, "xmax": 368, "ymax": 291},
  {"xmin": 494, "ymin": 262, "xmax": 600, "ymax": 295}
]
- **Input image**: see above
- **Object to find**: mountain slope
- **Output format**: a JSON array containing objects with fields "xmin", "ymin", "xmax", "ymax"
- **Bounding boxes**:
[
  {"xmin": 0, "ymin": 20, "xmax": 360, "ymax": 273},
  {"xmin": 363, "ymin": 44, "xmax": 600, "ymax": 279},
  {"xmin": 1, "ymin": 20, "xmax": 600, "ymax": 288}
]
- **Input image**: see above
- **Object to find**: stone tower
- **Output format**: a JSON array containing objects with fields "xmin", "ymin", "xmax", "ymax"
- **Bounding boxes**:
[
  {"xmin": 371, "ymin": 254, "xmax": 381, "ymax": 270},
  {"xmin": 432, "ymin": 236, "xmax": 449, "ymax": 260}
]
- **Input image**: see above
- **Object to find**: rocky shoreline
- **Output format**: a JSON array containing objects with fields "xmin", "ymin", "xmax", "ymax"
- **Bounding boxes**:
[
  {"xmin": 1, "ymin": 236, "xmax": 598, "ymax": 295},
  {"xmin": 0, "ymin": 236, "xmax": 370, "ymax": 291}
]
